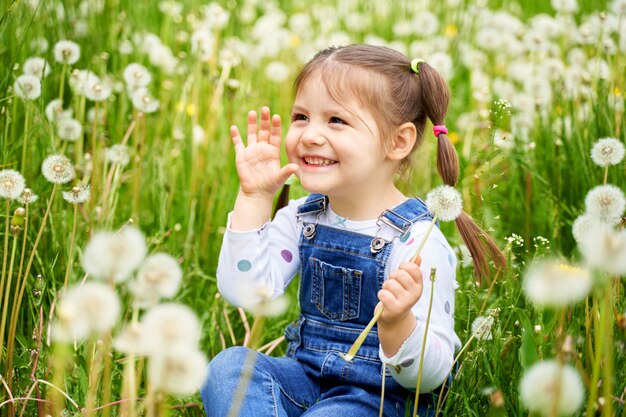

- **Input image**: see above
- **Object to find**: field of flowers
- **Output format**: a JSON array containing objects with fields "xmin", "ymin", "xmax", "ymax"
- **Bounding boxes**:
[{"xmin": 1, "ymin": 0, "xmax": 625, "ymax": 416}]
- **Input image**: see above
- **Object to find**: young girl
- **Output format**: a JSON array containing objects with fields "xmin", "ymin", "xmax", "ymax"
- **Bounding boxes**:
[{"xmin": 202, "ymin": 44, "xmax": 504, "ymax": 416}]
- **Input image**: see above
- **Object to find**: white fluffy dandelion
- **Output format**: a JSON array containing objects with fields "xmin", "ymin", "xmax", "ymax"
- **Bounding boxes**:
[
  {"xmin": 141, "ymin": 303, "xmax": 202, "ymax": 353},
  {"xmin": 584, "ymin": 184, "xmax": 625, "ymax": 221},
  {"xmin": 522, "ymin": 259, "xmax": 592, "ymax": 307},
  {"xmin": 53, "ymin": 40, "xmax": 81, "ymax": 65},
  {"xmin": 23, "ymin": 57, "xmax": 51, "ymax": 79},
  {"xmin": 84, "ymin": 77, "xmax": 112, "ymax": 102},
  {"xmin": 45, "ymin": 99, "xmax": 73, "ymax": 122},
  {"xmin": 425, "ymin": 185, "xmax": 463, "ymax": 221},
  {"xmin": 62, "ymin": 185, "xmax": 90, "ymax": 204},
  {"xmin": 0, "ymin": 169, "xmax": 26, "ymax": 200},
  {"xmin": 41, "ymin": 154, "xmax": 75, "ymax": 184},
  {"xmin": 520, "ymin": 360, "xmax": 584, "ymax": 417},
  {"xmin": 265, "ymin": 61, "xmax": 290, "ymax": 83},
  {"xmin": 69, "ymin": 69, "xmax": 99, "ymax": 96},
  {"xmin": 471, "ymin": 315, "xmax": 494, "ymax": 340},
  {"xmin": 113, "ymin": 322, "xmax": 146, "ymax": 354},
  {"xmin": 131, "ymin": 87, "xmax": 159, "ymax": 113},
  {"xmin": 591, "ymin": 137, "xmax": 625, "ymax": 167},
  {"xmin": 106, "ymin": 144, "xmax": 131, "ymax": 166},
  {"xmin": 580, "ymin": 224, "xmax": 626, "ymax": 275},
  {"xmin": 131, "ymin": 253, "xmax": 183, "ymax": 306},
  {"xmin": 148, "ymin": 345, "xmax": 208, "ymax": 396},
  {"xmin": 57, "ymin": 118, "xmax": 83, "ymax": 142},
  {"xmin": 82, "ymin": 226, "xmax": 147, "ymax": 282},
  {"xmin": 123, "ymin": 63, "xmax": 152, "ymax": 88},
  {"xmin": 236, "ymin": 282, "xmax": 290, "ymax": 317},
  {"xmin": 51, "ymin": 282, "xmax": 121, "ymax": 342},
  {"xmin": 18, "ymin": 188, "xmax": 38, "ymax": 204},
  {"xmin": 13, "ymin": 74, "xmax": 41, "ymax": 100}
]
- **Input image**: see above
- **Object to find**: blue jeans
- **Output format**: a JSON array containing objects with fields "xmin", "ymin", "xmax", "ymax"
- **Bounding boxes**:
[{"xmin": 201, "ymin": 346, "xmax": 439, "ymax": 417}]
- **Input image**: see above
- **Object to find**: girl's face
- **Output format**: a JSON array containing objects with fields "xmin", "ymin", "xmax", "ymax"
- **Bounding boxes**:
[{"xmin": 285, "ymin": 75, "xmax": 400, "ymax": 205}]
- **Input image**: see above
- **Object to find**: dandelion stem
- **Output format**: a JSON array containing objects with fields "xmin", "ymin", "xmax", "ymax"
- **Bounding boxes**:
[
  {"xmin": 413, "ymin": 268, "xmax": 437, "ymax": 417},
  {"xmin": 58, "ymin": 64, "xmax": 67, "ymax": 103},
  {"xmin": 226, "ymin": 349, "xmax": 258, "ymax": 417},
  {"xmin": 601, "ymin": 281, "xmax": 614, "ymax": 417},
  {"xmin": 0, "ymin": 200, "xmax": 12, "ymax": 368},
  {"xmin": 603, "ymin": 165, "xmax": 608, "ymax": 185},
  {"xmin": 0, "ymin": 233, "xmax": 19, "ymax": 385},
  {"xmin": 586, "ymin": 286, "xmax": 606, "ymax": 415},
  {"xmin": 20, "ymin": 104, "xmax": 30, "ymax": 175},
  {"xmin": 63, "ymin": 203, "xmax": 79, "ymax": 289},
  {"xmin": 379, "ymin": 363, "xmax": 386, "ymax": 417},
  {"xmin": 410, "ymin": 216, "xmax": 438, "ymax": 263}
]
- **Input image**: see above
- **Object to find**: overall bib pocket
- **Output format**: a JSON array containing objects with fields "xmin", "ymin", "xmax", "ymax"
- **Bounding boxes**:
[{"xmin": 310, "ymin": 257, "xmax": 362, "ymax": 321}]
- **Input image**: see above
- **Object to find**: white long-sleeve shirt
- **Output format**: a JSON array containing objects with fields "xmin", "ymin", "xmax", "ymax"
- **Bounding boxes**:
[{"xmin": 216, "ymin": 195, "xmax": 462, "ymax": 392}]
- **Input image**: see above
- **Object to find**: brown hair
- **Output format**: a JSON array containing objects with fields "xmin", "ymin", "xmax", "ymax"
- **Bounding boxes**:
[{"xmin": 288, "ymin": 44, "xmax": 505, "ymax": 279}]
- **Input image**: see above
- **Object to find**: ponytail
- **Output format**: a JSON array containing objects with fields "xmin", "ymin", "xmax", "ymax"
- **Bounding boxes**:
[{"xmin": 418, "ymin": 63, "xmax": 506, "ymax": 280}]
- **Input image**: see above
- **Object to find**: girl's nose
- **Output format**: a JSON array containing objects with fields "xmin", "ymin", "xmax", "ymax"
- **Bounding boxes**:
[{"xmin": 301, "ymin": 124, "xmax": 326, "ymax": 146}]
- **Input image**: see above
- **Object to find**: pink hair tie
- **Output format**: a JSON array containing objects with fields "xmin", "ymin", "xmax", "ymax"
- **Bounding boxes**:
[{"xmin": 433, "ymin": 125, "xmax": 448, "ymax": 137}]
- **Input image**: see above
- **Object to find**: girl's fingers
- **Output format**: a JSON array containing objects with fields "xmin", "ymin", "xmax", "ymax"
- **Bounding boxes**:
[
  {"xmin": 269, "ymin": 114, "xmax": 282, "ymax": 147},
  {"xmin": 258, "ymin": 106, "xmax": 271, "ymax": 142},
  {"xmin": 247, "ymin": 110, "xmax": 258, "ymax": 145},
  {"xmin": 230, "ymin": 125, "xmax": 244, "ymax": 153}
]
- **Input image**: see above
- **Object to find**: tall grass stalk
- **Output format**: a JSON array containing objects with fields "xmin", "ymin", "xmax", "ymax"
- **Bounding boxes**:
[
  {"xmin": 63, "ymin": 202, "xmax": 79, "ymax": 288},
  {"xmin": 413, "ymin": 267, "xmax": 437, "ymax": 417},
  {"xmin": 0, "ymin": 231, "xmax": 19, "ymax": 411},
  {"xmin": 0, "ymin": 200, "xmax": 13, "ymax": 367},
  {"xmin": 20, "ymin": 105, "xmax": 30, "ymax": 174}
]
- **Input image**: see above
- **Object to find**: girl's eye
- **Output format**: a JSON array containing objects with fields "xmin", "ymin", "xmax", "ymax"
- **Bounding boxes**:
[
  {"xmin": 330, "ymin": 116, "xmax": 346, "ymax": 124},
  {"xmin": 291, "ymin": 113, "xmax": 308, "ymax": 122}
]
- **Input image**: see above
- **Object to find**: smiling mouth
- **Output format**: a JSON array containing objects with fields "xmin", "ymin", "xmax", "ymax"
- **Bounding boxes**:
[{"xmin": 303, "ymin": 156, "xmax": 337, "ymax": 166}]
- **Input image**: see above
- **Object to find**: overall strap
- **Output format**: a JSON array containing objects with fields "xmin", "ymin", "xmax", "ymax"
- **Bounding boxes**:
[{"xmin": 296, "ymin": 194, "xmax": 328, "ymax": 218}]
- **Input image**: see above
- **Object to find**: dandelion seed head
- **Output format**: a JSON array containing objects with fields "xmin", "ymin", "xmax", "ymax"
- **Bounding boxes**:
[
  {"xmin": 471, "ymin": 315, "xmax": 494, "ymax": 340},
  {"xmin": 18, "ymin": 188, "xmax": 38, "ymax": 204},
  {"xmin": 57, "ymin": 118, "xmax": 83, "ymax": 142},
  {"xmin": 113, "ymin": 322, "xmax": 146, "ymax": 354},
  {"xmin": 84, "ymin": 76, "xmax": 112, "ymax": 102},
  {"xmin": 82, "ymin": 226, "xmax": 147, "ymax": 282},
  {"xmin": 580, "ymin": 224, "xmax": 626, "ymax": 275},
  {"xmin": 131, "ymin": 87, "xmax": 159, "ymax": 113},
  {"xmin": 106, "ymin": 144, "xmax": 131, "ymax": 166},
  {"xmin": 520, "ymin": 360, "xmax": 584, "ymax": 417},
  {"xmin": 493, "ymin": 129, "xmax": 515, "ymax": 151},
  {"xmin": 53, "ymin": 40, "xmax": 81, "ymax": 65},
  {"xmin": 141, "ymin": 303, "xmax": 201, "ymax": 353},
  {"xmin": 123, "ymin": 63, "xmax": 152, "ymax": 88},
  {"xmin": 590, "ymin": 137, "xmax": 625, "ymax": 167},
  {"xmin": 584, "ymin": 184, "xmax": 625, "ymax": 221},
  {"xmin": 131, "ymin": 253, "xmax": 183, "ymax": 307},
  {"xmin": 45, "ymin": 99, "xmax": 73, "ymax": 122},
  {"xmin": 13, "ymin": 74, "xmax": 42, "ymax": 100},
  {"xmin": 522, "ymin": 259, "xmax": 592, "ymax": 307},
  {"xmin": 265, "ymin": 61, "xmax": 290, "ymax": 83},
  {"xmin": 41, "ymin": 154, "xmax": 75, "ymax": 184},
  {"xmin": 52, "ymin": 282, "xmax": 121, "ymax": 342},
  {"xmin": 0, "ymin": 169, "xmax": 26, "ymax": 200},
  {"xmin": 23, "ymin": 57, "xmax": 51, "ymax": 79},
  {"xmin": 148, "ymin": 345, "xmax": 208, "ymax": 395},
  {"xmin": 62, "ymin": 185, "xmax": 90, "ymax": 204},
  {"xmin": 236, "ymin": 282, "xmax": 290, "ymax": 317},
  {"xmin": 69, "ymin": 69, "xmax": 99, "ymax": 96},
  {"xmin": 425, "ymin": 185, "xmax": 463, "ymax": 221}
]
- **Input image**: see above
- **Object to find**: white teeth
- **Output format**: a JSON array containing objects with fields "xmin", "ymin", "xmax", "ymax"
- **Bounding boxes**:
[{"xmin": 304, "ymin": 157, "xmax": 335, "ymax": 166}]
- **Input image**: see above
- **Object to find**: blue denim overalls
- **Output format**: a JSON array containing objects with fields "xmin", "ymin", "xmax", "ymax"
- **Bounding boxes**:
[{"xmin": 202, "ymin": 194, "xmax": 440, "ymax": 417}]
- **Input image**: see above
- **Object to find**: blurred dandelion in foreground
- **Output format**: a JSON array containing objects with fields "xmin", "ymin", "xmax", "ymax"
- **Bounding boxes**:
[
  {"xmin": 140, "ymin": 303, "xmax": 202, "ymax": 353},
  {"xmin": 237, "ymin": 282, "xmax": 290, "ymax": 317},
  {"xmin": 0, "ymin": 169, "xmax": 26, "ymax": 200},
  {"xmin": 106, "ymin": 144, "xmax": 131, "ymax": 166},
  {"xmin": 13, "ymin": 74, "xmax": 42, "ymax": 100},
  {"xmin": 53, "ymin": 40, "xmax": 81, "ymax": 65},
  {"xmin": 579, "ymin": 224, "xmax": 626, "ymax": 275},
  {"xmin": 113, "ymin": 322, "xmax": 146, "ymax": 354},
  {"xmin": 520, "ymin": 360, "xmax": 584, "ymax": 417},
  {"xmin": 41, "ymin": 154, "xmax": 75, "ymax": 184},
  {"xmin": 522, "ymin": 259, "xmax": 592, "ymax": 307},
  {"xmin": 82, "ymin": 226, "xmax": 147, "ymax": 282},
  {"xmin": 57, "ymin": 118, "xmax": 83, "ymax": 142},
  {"xmin": 123, "ymin": 63, "xmax": 152, "ymax": 88},
  {"xmin": 471, "ymin": 315, "xmax": 494, "ymax": 340},
  {"xmin": 148, "ymin": 345, "xmax": 208, "ymax": 395},
  {"xmin": 52, "ymin": 282, "xmax": 121, "ymax": 342},
  {"xmin": 131, "ymin": 87, "xmax": 160, "ymax": 113},
  {"xmin": 62, "ymin": 185, "xmax": 90, "ymax": 204},
  {"xmin": 584, "ymin": 184, "xmax": 625, "ymax": 221},
  {"xmin": 45, "ymin": 99, "xmax": 73, "ymax": 122},
  {"xmin": 23, "ymin": 57, "xmax": 51, "ymax": 79},
  {"xmin": 591, "ymin": 137, "xmax": 625, "ymax": 167},
  {"xmin": 130, "ymin": 253, "xmax": 183, "ymax": 307}
]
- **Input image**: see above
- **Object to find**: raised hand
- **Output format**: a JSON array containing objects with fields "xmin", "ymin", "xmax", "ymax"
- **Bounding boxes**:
[{"xmin": 231, "ymin": 106, "xmax": 298, "ymax": 199}]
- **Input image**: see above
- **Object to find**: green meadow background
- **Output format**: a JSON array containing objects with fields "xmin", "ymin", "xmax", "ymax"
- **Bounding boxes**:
[{"xmin": 0, "ymin": 0, "xmax": 624, "ymax": 415}]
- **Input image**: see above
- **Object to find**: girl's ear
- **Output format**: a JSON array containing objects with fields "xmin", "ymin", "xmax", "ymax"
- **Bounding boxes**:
[{"xmin": 386, "ymin": 122, "xmax": 417, "ymax": 161}]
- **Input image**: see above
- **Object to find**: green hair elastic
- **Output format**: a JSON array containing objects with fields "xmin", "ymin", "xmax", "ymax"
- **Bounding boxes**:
[{"xmin": 411, "ymin": 58, "xmax": 424, "ymax": 74}]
